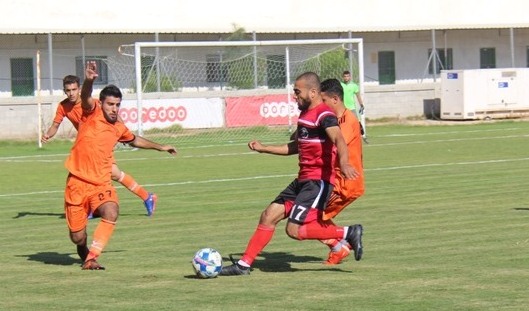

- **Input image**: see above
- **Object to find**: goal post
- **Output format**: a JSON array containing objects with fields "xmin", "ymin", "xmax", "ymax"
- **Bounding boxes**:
[{"xmin": 117, "ymin": 38, "xmax": 363, "ymax": 147}]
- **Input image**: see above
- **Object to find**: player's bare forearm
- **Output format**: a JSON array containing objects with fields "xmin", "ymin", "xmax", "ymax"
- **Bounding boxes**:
[
  {"xmin": 130, "ymin": 136, "xmax": 177, "ymax": 156},
  {"xmin": 357, "ymin": 94, "xmax": 364, "ymax": 107},
  {"xmin": 248, "ymin": 140, "xmax": 296, "ymax": 155},
  {"xmin": 42, "ymin": 122, "xmax": 60, "ymax": 143}
]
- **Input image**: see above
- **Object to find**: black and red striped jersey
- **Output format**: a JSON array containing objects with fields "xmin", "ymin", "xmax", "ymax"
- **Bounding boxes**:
[{"xmin": 296, "ymin": 102, "xmax": 339, "ymax": 183}]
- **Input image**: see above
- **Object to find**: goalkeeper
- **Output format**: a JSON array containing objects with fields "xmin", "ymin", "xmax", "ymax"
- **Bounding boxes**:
[{"xmin": 341, "ymin": 70, "xmax": 368, "ymax": 143}]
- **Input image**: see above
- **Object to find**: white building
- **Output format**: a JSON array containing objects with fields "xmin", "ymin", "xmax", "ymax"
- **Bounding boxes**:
[{"xmin": 1, "ymin": 0, "xmax": 529, "ymax": 138}]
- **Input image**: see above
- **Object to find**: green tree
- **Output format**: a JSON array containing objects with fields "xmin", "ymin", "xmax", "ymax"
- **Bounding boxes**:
[
  {"xmin": 298, "ymin": 48, "xmax": 354, "ymax": 81},
  {"xmin": 223, "ymin": 25, "xmax": 265, "ymax": 90}
]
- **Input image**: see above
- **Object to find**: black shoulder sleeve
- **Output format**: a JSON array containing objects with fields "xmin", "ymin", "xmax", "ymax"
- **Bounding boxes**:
[{"xmin": 320, "ymin": 114, "xmax": 339, "ymax": 129}]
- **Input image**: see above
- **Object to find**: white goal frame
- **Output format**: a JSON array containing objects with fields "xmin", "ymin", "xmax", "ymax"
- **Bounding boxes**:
[{"xmin": 128, "ymin": 38, "xmax": 364, "ymax": 135}]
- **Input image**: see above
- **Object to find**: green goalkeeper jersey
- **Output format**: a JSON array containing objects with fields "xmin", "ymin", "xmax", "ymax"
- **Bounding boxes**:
[{"xmin": 341, "ymin": 81, "xmax": 360, "ymax": 111}]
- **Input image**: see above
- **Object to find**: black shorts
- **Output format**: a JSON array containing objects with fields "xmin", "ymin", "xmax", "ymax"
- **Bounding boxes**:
[{"xmin": 272, "ymin": 179, "xmax": 333, "ymax": 225}]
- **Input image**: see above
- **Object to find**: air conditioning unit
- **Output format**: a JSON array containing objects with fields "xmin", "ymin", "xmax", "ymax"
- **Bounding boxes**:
[{"xmin": 440, "ymin": 68, "xmax": 529, "ymax": 120}]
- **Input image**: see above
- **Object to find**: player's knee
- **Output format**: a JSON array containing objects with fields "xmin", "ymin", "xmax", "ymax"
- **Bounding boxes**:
[
  {"xmin": 285, "ymin": 223, "xmax": 300, "ymax": 240},
  {"xmin": 97, "ymin": 203, "xmax": 119, "ymax": 221},
  {"xmin": 259, "ymin": 204, "xmax": 285, "ymax": 226},
  {"xmin": 70, "ymin": 231, "xmax": 87, "ymax": 245}
]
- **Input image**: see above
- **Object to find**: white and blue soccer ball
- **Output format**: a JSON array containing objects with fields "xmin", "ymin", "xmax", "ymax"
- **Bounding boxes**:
[{"xmin": 191, "ymin": 248, "xmax": 223, "ymax": 278}]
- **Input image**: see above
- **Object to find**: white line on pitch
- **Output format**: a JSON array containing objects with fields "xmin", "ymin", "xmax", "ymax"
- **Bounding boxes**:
[
  {"xmin": 2, "ymin": 157, "xmax": 529, "ymax": 198},
  {"xmin": 1, "ymin": 133, "xmax": 528, "ymax": 163},
  {"xmin": 382, "ymin": 127, "xmax": 521, "ymax": 137}
]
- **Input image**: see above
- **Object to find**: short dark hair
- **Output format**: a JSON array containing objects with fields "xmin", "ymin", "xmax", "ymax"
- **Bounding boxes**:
[
  {"xmin": 296, "ymin": 72, "xmax": 321, "ymax": 91},
  {"xmin": 99, "ymin": 84, "xmax": 122, "ymax": 101},
  {"xmin": 63, "ymin": 75, "xmax": 80, "ymax": 88},
  {"xmin": 343, "ymin": 70, "xmax": 351, "ymax": 75},
  {"xmin": 321, "ymin": 78, "xmax": 344, "ymax": 101}
]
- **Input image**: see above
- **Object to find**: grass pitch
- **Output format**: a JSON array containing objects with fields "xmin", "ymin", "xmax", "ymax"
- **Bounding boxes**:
[{"xmin": 1, "ymin": 120, "xmax": 529, "ymax": 310}]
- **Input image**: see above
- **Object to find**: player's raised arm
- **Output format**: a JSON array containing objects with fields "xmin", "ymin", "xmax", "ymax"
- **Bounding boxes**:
[{"xmin": 81, "ymin": 61, "xmax": 98, "ymax": 111}]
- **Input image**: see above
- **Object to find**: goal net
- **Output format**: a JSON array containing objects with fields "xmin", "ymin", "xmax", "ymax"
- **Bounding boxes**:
[{"xmin": 115, "ymin": 38, "xmax": 363, "ymax": 150}]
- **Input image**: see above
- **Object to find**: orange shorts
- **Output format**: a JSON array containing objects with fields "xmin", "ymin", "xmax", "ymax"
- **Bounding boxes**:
[
  {"xmin": 323, "ymin": 176, "xmax": 364, "ymax": 221},
  {"xmin": 64, "ymin": 174, "xmax": 119, "ymax": 232}
]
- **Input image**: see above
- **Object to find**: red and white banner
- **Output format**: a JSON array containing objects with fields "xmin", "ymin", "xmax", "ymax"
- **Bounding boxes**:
[
  {"xmin": 121, "ymin": 98, "xmax": 224, "ymax": 131},
  {"xmin": 225, "ymin": 94, "xmax": 299, "ymax": 127}
]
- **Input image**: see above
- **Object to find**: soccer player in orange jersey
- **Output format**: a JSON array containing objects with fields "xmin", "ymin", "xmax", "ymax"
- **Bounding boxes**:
[
  {"xmin": 43, "ymin": 75, "xmax": 159, "ymax": 216},
  {"xmin": 65, "ymin": 61, "xmax": 177, "ymax": 270},
  {"xmin": 320, "ymin": 78, "xmax": 365, "ymax": 265}
]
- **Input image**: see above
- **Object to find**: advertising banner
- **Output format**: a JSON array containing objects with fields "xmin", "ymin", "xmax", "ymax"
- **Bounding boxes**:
[
  {"xmin": 225, "ymin": 94, "xmax": 299, "ymax": 127},
  {"xmin": 121, "ymin": 98, "xmax": 224, "ymax": 131}
]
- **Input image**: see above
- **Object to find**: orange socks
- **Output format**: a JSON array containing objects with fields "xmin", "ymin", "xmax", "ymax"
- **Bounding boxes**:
[
  {"xmin": 118, "ymin": 171, "xmax": 149, "ymax": 201},
  {"xmin": 86, "ymin": 218, "xmax": 116, "ymax": 262}
]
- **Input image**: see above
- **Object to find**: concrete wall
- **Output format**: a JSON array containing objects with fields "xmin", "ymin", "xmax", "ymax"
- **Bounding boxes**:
[
  {"xmin": 0, "ymin": 83, "xmax": 439, "ymax": 141},
  {"xmin": 364, "ymin": 83, "xmax": 438, "ymax": 119}
]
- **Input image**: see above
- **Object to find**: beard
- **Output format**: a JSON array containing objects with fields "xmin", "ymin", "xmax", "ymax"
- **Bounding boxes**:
[
  {"xmin": 103, "ymin": 110, "xmax": 118, "ymax": 124},
  {"xmin": 297, "ymin": 97, "xmax": 311, "ymax": 111}
]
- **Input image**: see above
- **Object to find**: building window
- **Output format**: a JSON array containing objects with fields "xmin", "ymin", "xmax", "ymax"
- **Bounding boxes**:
[
  {"xmin": 75, "ymin": 57, "xmax": 108, "ymax": 84},
  {"xmin": 10, "ymin": 58, "xmax": 34, "ymax": 96},
  {"xmin": 378, "ymin": 51, "xmax": 395, "ymax": 85},
  {"xmin": 206, "ymin": 54, "xmax": 227, "ymax": 83},
  {"xmin": 428, "ymin": 48, "xmax": 453, "ymax": 74},
  {"xmin": 480, "ymin": 48, "xmax": 496, "ymax": 69}
]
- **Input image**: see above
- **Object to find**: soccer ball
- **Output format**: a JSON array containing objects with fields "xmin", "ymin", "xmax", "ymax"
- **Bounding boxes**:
[{"xmin": 191, "ymin": 248, "xmax": 223, "ymax": 278}]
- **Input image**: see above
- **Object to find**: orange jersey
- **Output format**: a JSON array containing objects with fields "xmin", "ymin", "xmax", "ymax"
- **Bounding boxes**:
[
  {"xmin": 53, "ymin": 98, "xmax": 83, "ymax": 129},
  {"xmin": 323, "ymin": 109, "xmax": 365, "ymax": 220},
  {"xmin": 54, "ymin": 99, "xmax": 118, "ymax": 163},
  {"xmin": 64, "ymin": 101, "xmax": 135, "ymax": 185}
]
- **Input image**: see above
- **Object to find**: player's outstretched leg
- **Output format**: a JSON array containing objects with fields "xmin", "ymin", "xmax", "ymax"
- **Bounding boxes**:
[{"xmin": 114, "ymin": 169, "xmax": 157, "ymax": 216}]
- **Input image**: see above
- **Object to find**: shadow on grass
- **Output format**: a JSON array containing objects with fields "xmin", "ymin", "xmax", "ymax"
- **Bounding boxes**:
[
  {"xmin": 514, "ymin": 208, "xmax": 529, "ymax": 211},
  {"xmin": 16, "ymin": 251, "xmax": 80, "ymax": 266},
  {"xmin": 12, "ymin": 211, "xmax": 141, "ymax": 219},
  {"xmin": 13, "ymin": 212, "xmax": 65, "ymax": 219},
  {"xmin": 226, "ymin": 251, "xmax": 352, "ymax": 274},
  {"xmin": 17, "ymin": 250, "xmax": 126, "ymax": 266}
]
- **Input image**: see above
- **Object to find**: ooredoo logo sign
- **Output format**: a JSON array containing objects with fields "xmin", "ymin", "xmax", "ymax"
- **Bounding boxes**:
[
  {"xmin": 119, "ymin": 106, "xmax": 187, "ymax": 123},
  {"xmin": 260, "ymin": 101, "xmax": 298, "ymax": 118},
  {"xmin": 225, "ymin": 94, "xmax": 298, "ymax": 127}
]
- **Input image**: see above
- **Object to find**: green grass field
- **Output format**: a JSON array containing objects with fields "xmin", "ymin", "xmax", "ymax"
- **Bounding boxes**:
[{"xmin": 1, "ymin": 120, "xmax": 529, "ymax": 310}]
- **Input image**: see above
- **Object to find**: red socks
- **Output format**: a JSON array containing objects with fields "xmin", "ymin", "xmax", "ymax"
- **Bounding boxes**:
[
  {"xmin": 297, "ymin": 221, "xmax": 345, "ymax": 241},
  {"xmin": 240, "ymin": 224, "xmax": 275, "ymax": 266}
]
